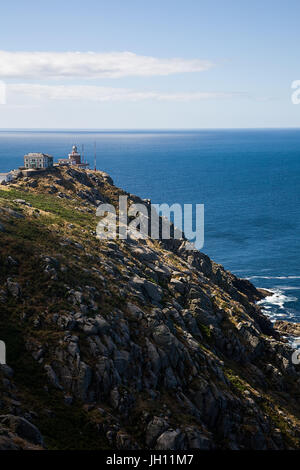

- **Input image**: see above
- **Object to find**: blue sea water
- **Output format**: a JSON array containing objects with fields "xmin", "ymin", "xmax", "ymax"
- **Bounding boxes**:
[{"xmin": 0, "ymin": 129, "xmax": 299, "ymax": 323}]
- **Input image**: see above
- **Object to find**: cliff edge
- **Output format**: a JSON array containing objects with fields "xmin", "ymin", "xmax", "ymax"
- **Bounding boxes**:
[{"xmin": 0, "ymin": 166, "xmax": 299, "ymax": 450}]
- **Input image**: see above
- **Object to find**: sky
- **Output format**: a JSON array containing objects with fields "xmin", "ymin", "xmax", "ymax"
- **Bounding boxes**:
[{"xmin": 0, "ymin": 0, "xmax": 300, "ymax": 128}]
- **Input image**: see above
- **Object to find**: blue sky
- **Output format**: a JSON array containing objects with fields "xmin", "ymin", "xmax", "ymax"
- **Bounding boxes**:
[{"xmin": 0, "ymin": 0, "xmax": 299, "ymax": 128}]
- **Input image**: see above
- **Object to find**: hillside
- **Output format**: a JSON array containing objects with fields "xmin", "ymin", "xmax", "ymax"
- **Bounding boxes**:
[{"xmin": 0, "ymin": 166, "xmax": 299, "ymax": 450}]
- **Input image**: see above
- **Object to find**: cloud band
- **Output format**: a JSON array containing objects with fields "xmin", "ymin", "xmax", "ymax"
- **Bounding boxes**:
[
  {"xmin": 0, "ymin": 51, "xmax": 213, "ymax": 79},
  {"xmin": 8, "ymin": 84, "xmax": 233, "ymax": 102}
]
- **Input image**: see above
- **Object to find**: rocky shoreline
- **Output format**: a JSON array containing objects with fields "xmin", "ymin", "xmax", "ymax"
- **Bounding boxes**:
[
  {"xmin": 0, "ymin": 167, "xmax": 299, "ymax": 450},
  {"xmin": 274, "ymin": 321, "xmax": 300, "ymax": 337}
]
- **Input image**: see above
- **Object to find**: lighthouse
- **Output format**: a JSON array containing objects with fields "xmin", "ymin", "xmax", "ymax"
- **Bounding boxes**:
[
  {"xmin": 68, "ymin": 145, "xmax": 81, "ymax": 165},
  {"xmin": 58, "ymin": 145, "xmax": 89, "ymax": 168}
]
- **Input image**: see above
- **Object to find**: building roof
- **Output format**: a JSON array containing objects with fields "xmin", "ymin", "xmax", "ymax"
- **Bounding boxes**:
[{"xmin": 24, "ymin": 153, "xmax": 53, "ymax": 158}]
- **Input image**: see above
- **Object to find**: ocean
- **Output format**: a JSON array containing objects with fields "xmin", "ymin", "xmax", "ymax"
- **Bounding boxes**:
[{"xmin": 0, "ymin": 129, "xmax": 299, "ymax": 323}]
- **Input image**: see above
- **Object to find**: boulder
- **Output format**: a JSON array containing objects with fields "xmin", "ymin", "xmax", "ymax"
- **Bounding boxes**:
[
  {"xmin": 2, "ymin": 208, "xmax": 25, "ymax": 219},
  {"xmin": 146, "ymin": 417, "xmax": 169, "ymax": 447},
  {"xmin": 274, "ymin": 320, "xmax": 300, "ymax": 337},
  {"xmin": 130, "ymin": 276, "xmax": 162, "ymax": 303},
  {"xmin": 155, "ymin": 429, "xmax": 186, "ymax": 450},
  {"xmin": 6, "ymin": 278, "xmax": 21, "ymax": 298},
  {"xmin": 0, "ymin": 415, "xmax": 44, "ymax": 446}
]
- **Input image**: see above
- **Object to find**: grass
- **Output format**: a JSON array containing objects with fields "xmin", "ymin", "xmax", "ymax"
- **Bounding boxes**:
[
  {"xmin": 198, "ymin": 322, "xmax": 212, "ymax": 340},
  {"xmin": 224, "ymin": 368, "xmax": 248, "ymax": 394},
  {"xmin": 261, "ymin": 399, "xmax": 299, "ymax": 448},
  {"xmin": 37, "ymin": 403, "xmax": 110, "ymax": 450},
  {"xmin": 0, "ymin": 188, "xmax": 94, "ymax": 226}
]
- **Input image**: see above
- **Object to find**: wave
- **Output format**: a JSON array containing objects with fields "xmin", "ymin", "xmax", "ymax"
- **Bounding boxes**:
[
  {"xmin": 273, "ymin": 286, "xmax": 300, "ymax": 291},
  {"xmin": 257, "ymin": 288, "xmax": 298, "ymax": 324},
  {"xmin": 247, "ymin": 275, "xmax": 300, "ymax": 280},
  {"xmin": 258, "ymin": 289, "xmax": 298, "ymax": 309},
  {"xmin": 288, "ymin": 336, "xmax": 300, "ymax": 349}
]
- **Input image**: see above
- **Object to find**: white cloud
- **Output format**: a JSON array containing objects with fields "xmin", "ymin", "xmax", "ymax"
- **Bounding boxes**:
[
  {"xmin": 8, "ymin": 84, "xmax": 233, "ymax": 102},
  {"xmin": 0, "ymin": 51, "xmax": 213, "ymax": 79}
]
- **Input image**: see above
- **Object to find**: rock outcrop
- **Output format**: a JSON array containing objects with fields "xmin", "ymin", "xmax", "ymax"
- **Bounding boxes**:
[
  {"xmin": 0, "ymin": 167, "xmax": 299, "ymax": 450},
  {"xmin": 274, "ymin": 321, "xmax": 300, "ymax": 337}
]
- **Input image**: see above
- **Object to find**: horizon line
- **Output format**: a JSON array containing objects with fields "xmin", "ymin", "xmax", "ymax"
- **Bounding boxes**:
[{"xmin": 0, "ymin": 127, "xmax": 299, "ymax": 132}]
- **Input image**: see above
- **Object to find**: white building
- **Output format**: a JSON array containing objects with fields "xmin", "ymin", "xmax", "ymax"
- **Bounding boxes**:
[
  {"xmin": 0, "ymin": 172, "xmax": 14, "ymax": 183},
  {"xmin": 24, "ymin": 153, "xmax": 53, "ymax": 169}
]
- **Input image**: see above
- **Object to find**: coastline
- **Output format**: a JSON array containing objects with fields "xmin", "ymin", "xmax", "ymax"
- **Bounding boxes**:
[
  {"xmin": 0, "ymin": 165, "xmax": 299, "ymax": 449},
  {"xmin": 0, "ymin": 129, "xmax": 298, "ymax": 324}
]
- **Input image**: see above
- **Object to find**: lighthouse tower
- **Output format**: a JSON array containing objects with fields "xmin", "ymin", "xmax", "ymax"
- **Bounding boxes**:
[{"xmin": 68, "ymin": 145, "xmax": 81, "ymax": 165}]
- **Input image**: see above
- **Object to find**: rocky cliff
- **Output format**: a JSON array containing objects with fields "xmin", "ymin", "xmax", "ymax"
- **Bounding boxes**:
[{"xmin": 0, "ymin": 166, "xmax": 299, "ymax": 450}]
